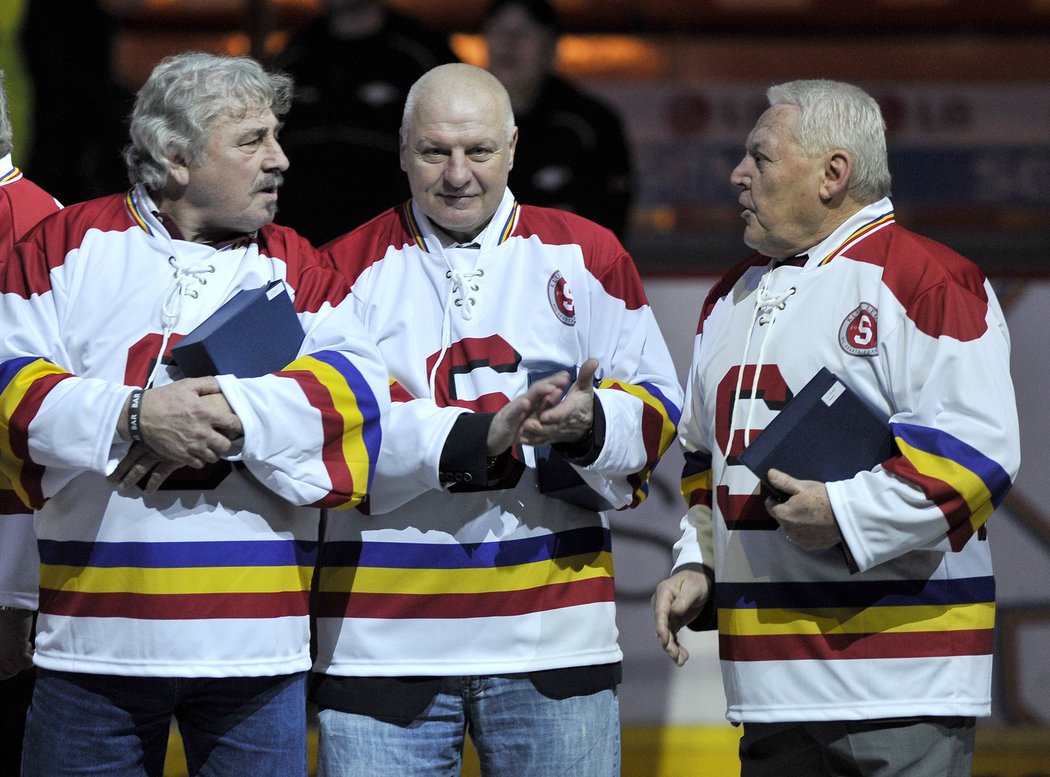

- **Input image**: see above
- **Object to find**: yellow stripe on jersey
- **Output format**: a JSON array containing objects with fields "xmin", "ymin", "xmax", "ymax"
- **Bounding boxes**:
[
  {"xmin": 318, "ymin": 550, "xmax": 614, "ymax": 596},
  {"xmin": 720, "ymin": 601, "xmax": 995, "ymax": 637}
]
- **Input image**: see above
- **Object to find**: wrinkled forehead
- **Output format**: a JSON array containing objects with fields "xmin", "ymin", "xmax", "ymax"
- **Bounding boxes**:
[
  {"xmin": 412, "ymin": 83, "xmax": 510, "ymax": 135},
  {"xmin": 209, "ymin": 103, "xmax": 276, "ymax": 132},
  {"xmin": 747, "ymin": 104, "xmax": 799, "ymax": 152}
]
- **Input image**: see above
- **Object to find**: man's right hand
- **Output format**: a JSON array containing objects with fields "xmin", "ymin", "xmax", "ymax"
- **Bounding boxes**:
[
  {"xmin": 653, "ymin": 565, "xmax": 712, "ymax": 667},
  {"xmin": 119, "ymin": 377, "xmax": 242, "ymax": 467},
  {"xmin": 486, "ymin": 371, "xmax": 572, "ymax": 456}
]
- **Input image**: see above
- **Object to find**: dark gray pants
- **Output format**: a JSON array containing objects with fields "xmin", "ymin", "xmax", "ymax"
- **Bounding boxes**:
[{"xmin": 739, "ymin": 716, "xmax": 976, "ymax": 777}]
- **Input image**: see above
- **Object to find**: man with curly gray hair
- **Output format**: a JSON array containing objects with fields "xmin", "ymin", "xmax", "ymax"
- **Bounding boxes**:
[{"xmin": 0, "ymin": 51, "xmax": 389, "ymax": 777}]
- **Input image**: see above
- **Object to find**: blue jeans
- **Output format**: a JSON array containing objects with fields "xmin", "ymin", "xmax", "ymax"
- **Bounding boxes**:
[
  {"xmin": 316, "ymin": 675, "xmax": 620, "ymax": 777},
  {"xmin": 21, "ymin": 669, "xmax": 307, "ymax": 777}
]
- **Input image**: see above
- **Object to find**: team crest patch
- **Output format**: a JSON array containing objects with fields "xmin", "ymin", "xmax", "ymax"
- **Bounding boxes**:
[
  {"xmin": 547, "ymin": 271, "xmax": 576, "ymax": 326},
  {"xmin": 839, "ymin": 302, "xmax": 878, "ymax": 356}
]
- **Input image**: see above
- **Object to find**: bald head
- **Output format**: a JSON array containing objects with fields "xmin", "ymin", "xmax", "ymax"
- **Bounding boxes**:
[
  {"xmin": 399, "ymin": 64, "xmax": 519, "ymax": 242},
  {"xmin": 402, "ymin": 63, "xmax": 515, "ymax": 144}
]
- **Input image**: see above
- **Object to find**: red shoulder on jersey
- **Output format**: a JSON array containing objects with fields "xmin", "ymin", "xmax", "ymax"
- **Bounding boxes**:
[
  {"xmin": 259, "ymin": 222, "xmax": 351, "ymax": 313},
  {"xmin": 845, "ymin": 222, "xmax": 989, "ymax": 342},
  {"xmin": 513, "ymin": 204, "xmax": 647, "ymax": 310},
  {"xmin": 320, "ymin": 203, "xmax": 416, "ymax": 284},
  {"xmin": 2, "ymin": 193, "xmax": 130, "ymax": 299}
]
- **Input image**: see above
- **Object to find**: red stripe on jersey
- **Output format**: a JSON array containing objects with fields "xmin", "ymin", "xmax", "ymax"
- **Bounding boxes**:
[
  {"xmin": 389, "ymin": 380, "xmax": 414, "ymax": 404},
  {"xmin": 883, "ymin": 456, "xmax": 977, "ymax": 551},
  {"xmin": 0, "ymin": 489, "xmax": 29, "ymax": 515},
  {"xmin": 719, "ymin": 627, "xmax": 993, "ymax": 662},
  {"xmin": 280, "ymin": 369, "xmax": 357, "ymax": 509},
  {"xmin": 314, "ymin": 576, "xmax": 615, "ymax": 619},
  {"xmin": 39, "ymin": 588, "xmax": 310, "ymax": 619},
  {"xmin": 9, "ymin": 371, "xmax": 72, "ymax": 509},
  {"xmin": 717, "ymin": 486, "xmax": 779, "ymax": 530}
]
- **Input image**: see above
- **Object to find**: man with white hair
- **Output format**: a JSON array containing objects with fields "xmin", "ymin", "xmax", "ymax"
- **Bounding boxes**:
[
  {"xmin": 654, "ymin": 79, "xmax": 1020, "ymax": 776},
  {"xmin": 0, "ymin": 51, "xmax": 388, "ymax": 776}
]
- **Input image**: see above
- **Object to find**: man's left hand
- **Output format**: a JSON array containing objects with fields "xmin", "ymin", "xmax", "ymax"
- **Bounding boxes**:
[
  {"xmin": 519, "ymin": 358, "xmax": 599, "ymax": 446},
  {"xmin": 108, "ymin": 443, "xmax": 183, "ymax": 495},
  {"xmin": 765, "ymin": 469, "xmax": 842, "ymax": 551}
]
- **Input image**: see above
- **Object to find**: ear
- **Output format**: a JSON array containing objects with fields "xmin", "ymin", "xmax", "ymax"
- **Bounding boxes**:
[
  {"xmin": 507, "ymin": 127, "xmax": 519, "ymax": 171},
  {"xmin": 819, "ymin": 149, "xmax": 852, "ymax": 203},
  {"xmin": 166, "ymin": 147, "xmax": 190, "ymax": 188}
]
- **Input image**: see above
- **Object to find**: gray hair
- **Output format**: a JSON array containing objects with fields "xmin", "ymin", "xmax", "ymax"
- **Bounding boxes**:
[
  {"xmin": 767, "ymin": 79, "xmax": 892, "ymax": 204},
  {"xmin": 124, "ymin": 51, "xmax": 293, "ymax": 190},
  {"xmin": 401, "ymin": 63, "xmax": 515, "ymax": 143},
  {"xmin": 0, "ymin": 70, "xmax": 12, "ymax": 158}
]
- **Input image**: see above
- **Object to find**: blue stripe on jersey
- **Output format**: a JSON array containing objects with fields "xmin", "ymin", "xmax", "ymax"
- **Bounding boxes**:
[
  {"xmin": 893, "ymin": 422, "xmax": 1012, "ymax": 507},
  {"xmin": 38, "ymin": 539, "xmax": 319, "ymax": 568},
  {"xmin": 717, "ymin": 576, "xmax": 995, "ymax": 610},
  {"xmin": 323, "ymin": 526, "xmax": 611, "ymax": 569}
]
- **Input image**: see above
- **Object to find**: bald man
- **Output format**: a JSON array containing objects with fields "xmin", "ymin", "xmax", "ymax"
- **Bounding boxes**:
[{"xmin": 315, "ymin": 63, "xmax": 682, "ymax": 777}]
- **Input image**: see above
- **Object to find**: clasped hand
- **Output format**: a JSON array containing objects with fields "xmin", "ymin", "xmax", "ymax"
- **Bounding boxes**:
[
  {"xmin": 108, "ymin": 377, "xmax": 243, "ymax": 494},
  {"xmin": 486, "ymin": 358, "xmax": 599, "ymax": 456}
]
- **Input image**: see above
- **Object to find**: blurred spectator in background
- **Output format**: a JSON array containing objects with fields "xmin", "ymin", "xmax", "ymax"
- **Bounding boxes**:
[
  {"xmin": 22, "ymin": 0, "xmax": 132, "ymax": 204},
  {"xmin": 0, "ymin": 67, "xmax": 60, "ymax": 777},
  {"xmin": 483, "ymin": 0, "xmax": 633, "ymax": 239},
  {"xmin": 272, "ymin": 0, "xmax": 458, "ymax": 245}
]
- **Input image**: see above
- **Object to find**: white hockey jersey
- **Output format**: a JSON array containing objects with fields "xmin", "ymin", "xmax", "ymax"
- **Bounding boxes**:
[
  {"xmin": 316, "ymin": 190, "xmax": 683, "ymax": 676},
  {"xmin": 0, "ymin": 186, "xmax": 388, "ymax": 677},
  {"xmin": 675, "ymin": 200, "xmax": 1020, "ymax": 722},
  {"xmin": 0, "ymin": 155, "xmax": 61, "ymax": 610}
]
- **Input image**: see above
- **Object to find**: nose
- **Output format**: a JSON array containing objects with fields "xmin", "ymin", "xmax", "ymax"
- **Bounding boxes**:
[
  {"xmin": 443, "ymin": 150, "xmax": 470, "ymax": 188},
  {"xmin": 266, "ymin": 136, "xmax": 290, "ymax": 172},
  {"xmin": 729, "ymin": 156, "xmax": 750, "ymax": 189}
]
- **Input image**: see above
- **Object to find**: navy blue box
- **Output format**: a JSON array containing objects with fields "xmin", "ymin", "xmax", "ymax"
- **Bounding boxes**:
[
  {"xmin": 172, "ymin": 280, "xmax": 305, "ymax": 379},
  {"xmin": 738, "ymin": 368, "xmax": 895, "ymax": 499}
]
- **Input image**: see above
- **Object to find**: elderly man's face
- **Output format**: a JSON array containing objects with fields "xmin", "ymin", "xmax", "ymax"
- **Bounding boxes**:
[
  {"xmin": 183, "ymin": 106, "xmax": 288, "ymax": 240},
  {"xmin": 730, "ymin": 105, "xmax": 828, "ymax": 259},
  {"xmin": 401, "ymin": 91, "xmax": 516, "ymax": 242}
]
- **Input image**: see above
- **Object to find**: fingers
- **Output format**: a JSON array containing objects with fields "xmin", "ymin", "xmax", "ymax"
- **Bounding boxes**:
[
  {"xmin": 108, "ymin": 443, "xmax": 206, "ymax": 492},
  {"xmin": 766, "ymin": 468, "xmax": 800, "ymax": 496},
  {"xmin": 766, "ymin": 477, "xmax": 841, "ymax": 551},
  {"xmin": 528, "ymin": 371, "xmax": 571, "ymax": 406},
  {"xmin": 488, "ymin": 395, "xmax": 532, "ymax": 455},
  {"xmin": 135, "ymin": 383, "xmax": 238, "ymax": 465},
  {"xmin": 574, "ymin": 358, "xmax": 599, "ymax": 392},
  {"xmin": 652, "ymin": 580, "xmax": 692, "ymax": 667},
  {"xmin": 108, "ymin": 443, "xmax": 159, "ymax": 491},
  {"xmin": 141, "ymin": 461, "xmax": 182, "ymax": 496},
  {"xmin": 199, "ymin": 393, "xmax": 243, "ymax": 439},
  {"xmin": 185, "ymin": 376, "xmax": 223, "ymax": 396}
]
